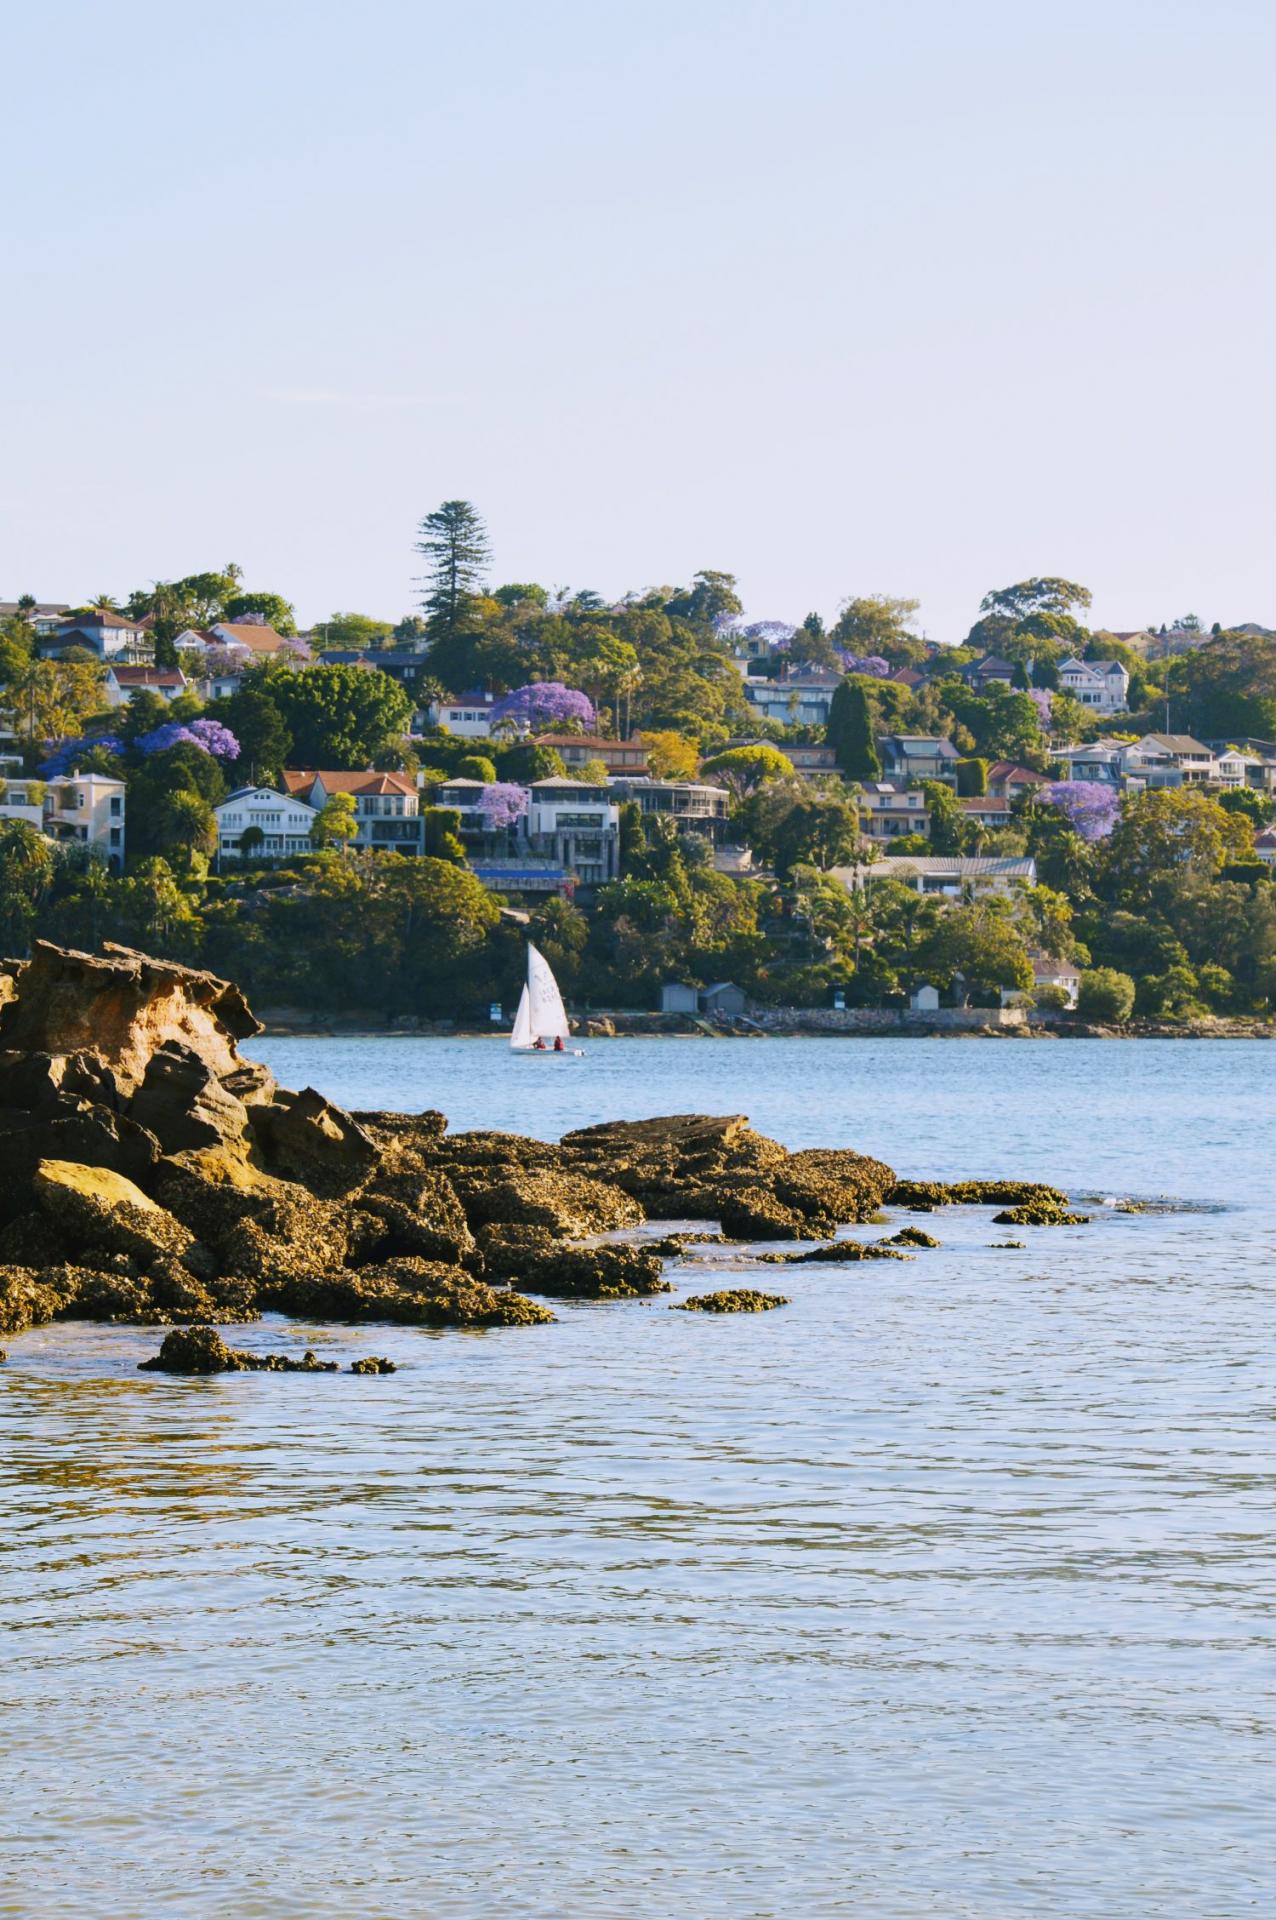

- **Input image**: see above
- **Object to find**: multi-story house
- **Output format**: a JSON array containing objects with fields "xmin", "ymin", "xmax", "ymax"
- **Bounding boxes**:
[
  {"xmin": 43, "ymin": 610, "xmax": 152, "ymax": 663},
  {"xmin": 0, "ymin": 601, "xmax": 71, "ymax": 636},
  {"xmin": 985, "ymin": 760, "xmax": 1048, "ymax": 800},
  {"xmin": 42, "ymin": 772, "xmax": 126, "ymax": 869},
  {"xmin": 434, "ymin": 777, "xmax": 621, "ymax": 893},
  {"xmin": 532, "ymin": 735, "xmax": 649, "ymax": 776},
  {"xmin": 1051, "ymin": 742, "xmax": 1126, "ymax": 786},
  {"xmin": 743, "ymin": 666, "xmax": 843, "ymax": 727},
  {"xmin": 214, "ymin": 786, "xmax": 319, "ymax": 860},
  {"xmin": 1120, "ymin": 734, "xmax": 1216, "ymax": 788},
  {"xmin": 857, "ymin": 782, "xmax": 929, "ymax": 842},
  {"xmin": 282, "ymin": 770, "xmax": 423, "ymax": 853},
  {"xmin": 1057, "ymin": 657, "xmax": 1130, "ymax": 713},
  {"xmin": 606, "ymin": 776, "xmax": 732, "ymax": 843},
  {"xmin": 845, "ymin": 853, "xmax": 1038, "ymax": 900},
  {"xmin": 878, "ymin": 735, "xmax": 960, "ymax": 787},
  {"xmin": 961, "ymin": 655, "xmax": 1017, "ymax": 689}
]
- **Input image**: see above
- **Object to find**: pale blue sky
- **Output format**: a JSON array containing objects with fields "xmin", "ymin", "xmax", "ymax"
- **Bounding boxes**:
[{"xmin": 3, "ymin": 0, "xmax": 1272, "ymax": 638}]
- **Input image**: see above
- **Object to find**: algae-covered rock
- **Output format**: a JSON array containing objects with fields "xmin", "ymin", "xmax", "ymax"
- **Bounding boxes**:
[
  {"xmin": 671, "ymin": 1289, "xmax": 789, "ymax": 1312},
  {"xmin": 32, "ymin": 1159, "xmax": 194, "ymax": 1266},
  {"xmin": 759, "ymin": 1239, "xmax": 911, "ymax": 1264},
  {"xmin": 490, "ymin": 1241, "xmax": 669, "ymax": 1300},
  {"xmin": 138, "ymin": 1325, "xmax": 340, "ymax": 1373},
  {"xmin": 881, "ymin": 1226, "xmax": 940, "ymax": 1248},
  {"xmin": 947, "ymin": 1180, "xmax": 1068, "ymax": 1208},
  {"xmin": 716, "ymin": 1188, "xmax": 819, "ymax": 1241},
  {"xmin": 0, "ymin": 1264, "xmax": 65, "ymax": 1335},
  {"xmin": 351, "ymin": 1167, "xmax": 474, "ymax": 1265},
  {"xmin": 772, "ymin": 1148, "xmax": 895, "ymax": 1226},
  {"xmin": 453, "ymin": 1166, "xmax": 643, "ymax": 1237},
  {"xmin": 0, "ymin": 1210, "xmax": 69, "ymax": 1269},
  {"xmin": 993, "ymin": 1202, "xmax": 1090, "ymax": 1226},
  {"xmin": 350, "ymin": 1355, "xmax": 397, "ymax": 1374},
  {"xmin": 990, "ymin": 1239, "xmax": 1026, "ymax": 1248},
  {"xmin": 888, "ymin": 1179, "xmax": 951, "ymax": 1210},
  {"xmin": 262, "ymin": 1257, "xmax": 555, "ymax": 1328}
]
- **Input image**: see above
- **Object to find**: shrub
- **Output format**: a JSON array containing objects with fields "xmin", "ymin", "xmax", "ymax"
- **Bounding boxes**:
[
  {"xmin": 1076, "ymin": 967, "xmax": 1135, "ymax": 1022},
  {"xmin": 1033, "ymin": 982, "xmax": 1072, "ymax": 1012},
  {"xmin": 457, "ymin": 754, "xmax": 497, "ymax": 783}
]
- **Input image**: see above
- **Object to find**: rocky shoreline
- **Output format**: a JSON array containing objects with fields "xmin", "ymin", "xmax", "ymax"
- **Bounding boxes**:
[{"xmin": 1, "ymin": 941, "xmax": 1086, "ymax": 1374}]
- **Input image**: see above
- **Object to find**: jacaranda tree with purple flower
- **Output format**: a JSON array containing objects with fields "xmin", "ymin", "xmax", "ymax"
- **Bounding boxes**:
[
  {"xmin": 477, "ymin": 782, "xmax": 531, "ymax": 830},
  {"xmin": 1029, "ymin": 687, "xmax": 1054, "ymax": 729},
  {"xmin": 137, "ymin": 718, "xmax": 241, "ymax": 761},
  {"xmin": 1042, "ymin": 780, "xmax": 1120, "ymax": 841},
  {"xmin": 489, "ymin": 683, "xmax": 595, "ymax": 734},
  {"xmin": 40, "ymin": 734, "xmax": 124, "ymax": 778},
  {"xmin": 837, "ymin": 653, "xmax": 892, "ymax": 678}
]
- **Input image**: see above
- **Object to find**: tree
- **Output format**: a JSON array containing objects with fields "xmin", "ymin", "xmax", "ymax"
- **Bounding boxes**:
[
  {"xmin": 416, "ymin": 500, "xmax": 492, "ymax": 638},
  {"xmin": 700, "ymin": 743, "xmax": 793, "ymax": 789},
  {"xmin": 266, "ymin": 664, "xmax": 412, "ymax": 768},
  {"xmin": 664, "ymin": 571, "xmax": 743, "ymax": 626},
  {"xmin": 1100, "ymin": 789, "xmax": 1252, "ymax": 897},
  {"xmin": 787, "ymin": 612, "xmax": 841, "ymax": 671},
  {"xmin": 315, "ymin": 612, "xmax": 396, "ymax": 650},
  {"xmin": 577, "ymin": 758, "xmax": 609, "ymax": 786},
  {"xmin": 917, "ymin": 901, "xmax": 1034, "ymax": 1001},
  {"xmin": 831, "ymin": 596, "xmax": 925, "ymax": 668},
  {"xmin": 826, "ymin": 679, "xmax": 880, "ymax": 779},
  {"xmin": 923, "ymin": 779, "xmax": 963, "ymax": 854},
  {"xmin": 490, "ymin": 682, "xmax": 596, "ymax": 734},
  {"xmin": 216, "ymin": 687, "xmax": 292, "ymax": 784},
  {"xmin": 1076, "ymin": 967, "xmax": 1135, "ymax": 1022},
  {"xmin": 239, "ymin": 824, "xmax": 266, "ymax": 860},
  {"xmin": 0, "ymin": 823, "xmax": 56, "ymax": 951},
  {"xmin": 5, "ymin": 656, "xmax": 106, "ymax": 744},
  {"xmin": 641, "ymin": 730, "xmax": 700, "ymax": 779},
  {"xmin": 770, "ymin": 794, "xmax": 863, "ymax": 876},
  {"xmin": 1041, "ymin": 781, "xmax": 1120, "ymax": 842},
  {"xmin": 956, "ymin": 757, "xmax": 988, "ymax": 797},
  {"xmin": 224, "ymin": 591, "xmax": 297, "ymax": 635},
  {"xmin": 312, "ymin": 791, "xmax": 359, "ymax": 853}
]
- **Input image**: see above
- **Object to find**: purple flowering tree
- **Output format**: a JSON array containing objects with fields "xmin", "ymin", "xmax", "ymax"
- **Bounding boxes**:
[
  {"xmin": 477, "ymin": 782, "xmax": 531, "ymax": 830},
  {"xmin": 1042, "ymin": 780, "xmax": 1120, "ymax": 841},
  {"xmin": 1029, "ymin": 687, "xmax": 1054, "ymax": 728},
  {"xmin": 40, "ymin": 734, "xmax": 124, "ymax": 777},
  {"xmin": 137, "ymin": 718, "xmax": 241, "ymax": 761},
  {"xmin": 489, "ymin": 683, "xmax": 596, "ymax": 734}
]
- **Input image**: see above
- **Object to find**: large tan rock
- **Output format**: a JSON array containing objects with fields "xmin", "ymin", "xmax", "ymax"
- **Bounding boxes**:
[
  {"xmin": 0, "ymin": 941, "xmax": 261, "ymax": 1099},
  {"xmin": 32, "ymin": 1158, "xmax": 193, "ymax": 1265}
]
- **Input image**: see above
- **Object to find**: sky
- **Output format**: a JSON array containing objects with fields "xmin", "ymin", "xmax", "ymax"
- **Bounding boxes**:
[{"xmin": 2, "ymin": 0, "xmax": 1273, "ymax": 640}]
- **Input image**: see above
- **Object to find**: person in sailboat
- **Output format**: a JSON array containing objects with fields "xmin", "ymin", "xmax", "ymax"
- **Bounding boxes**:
[{"xmin": 553, "ymin": 1035, "xmax": 564, "ymax": 1052}]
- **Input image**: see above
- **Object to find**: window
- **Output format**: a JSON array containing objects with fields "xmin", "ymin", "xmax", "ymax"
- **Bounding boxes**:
[{"xmin": 110, "ymin": 796, "xmax": 122, "ymax": 816}]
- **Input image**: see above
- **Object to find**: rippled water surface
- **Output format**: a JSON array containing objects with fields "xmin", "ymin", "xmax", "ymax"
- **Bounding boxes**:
[{"xmin": 4, "ymin": 1038, "xmax": 1274, "ymax": 1918}]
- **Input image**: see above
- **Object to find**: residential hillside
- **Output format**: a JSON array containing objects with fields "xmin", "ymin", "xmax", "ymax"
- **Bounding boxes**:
[{"xmin": 3, "ymin": 516, "xmax": 1274, "ymax": 1025}]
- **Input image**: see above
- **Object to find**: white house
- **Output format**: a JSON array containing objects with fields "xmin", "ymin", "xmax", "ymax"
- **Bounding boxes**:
[
  {"xmin": 1052, "ymin": 741, "xmax": 1126, "ymax": 785},
  {"xmin": 1057, "ymin": 657, "xmax": 1130, "ymax": 714},
  {"xmin": 42, "ymin": 772, "xmax": 126, "ymax": 869},
  {"xmin": 104, "ymin": 664, "xmax": 188, "ymax": 707},
  {"xmin": 215, "ymin": 786, "xmax": 319, "ymax": 860},
  {"xmin": 0, "ymin": 774, "xmax": 46, "ymax": 833},
  {"xmin": 743, "ymin": 667, "xmax": 843, "ymax": 727},
  {"xmin": 426, "ymin": 696, "xmax": 496, "ymax": 739},
  {"xmin": 1253, "ymin": 826, "xmax": 1276, "ymax": 867},
  {"xmin": 839, "ymin": 854, "xmax": 1037, "ymax": 899}
]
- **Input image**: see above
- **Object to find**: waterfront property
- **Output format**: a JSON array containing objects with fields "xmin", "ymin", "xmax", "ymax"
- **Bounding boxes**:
[{"xmin": 607, "ymin": 775, "xmax": 732, "ymax": 843}]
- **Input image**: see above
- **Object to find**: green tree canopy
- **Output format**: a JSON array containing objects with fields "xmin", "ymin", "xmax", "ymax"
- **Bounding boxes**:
[
  {"xmin": 264, "ymin": 664, "xmax": 412, "ymax": 768},
  {"xmin": 416, "ymin": 500, "xmax": 492, "ymax": 639},
  {"xmin": 826, "ymin": 679, "xmax": 881, "ymax": 779}
]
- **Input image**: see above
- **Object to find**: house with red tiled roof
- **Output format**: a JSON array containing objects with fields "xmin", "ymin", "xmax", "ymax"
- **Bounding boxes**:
[
  {"xmin": 985, "ymin": 760, "xmax": 1048, "ymax": 799},
  {"xmin": 282, "ymin": 769, "xmax": 422, "ymax": 853},
  {"xmin": 104, "ymin": 664, "xmax": 188, "ymax": 707}
]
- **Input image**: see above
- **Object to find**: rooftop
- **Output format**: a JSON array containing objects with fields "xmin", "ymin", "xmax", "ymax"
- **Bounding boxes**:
[{"xmin": 283, "ymin": 769, "xmax": 418, "ymax": 798}]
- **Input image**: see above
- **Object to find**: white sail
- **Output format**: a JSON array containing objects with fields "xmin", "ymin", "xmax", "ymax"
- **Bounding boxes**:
[
  {"xmin": 509, "ymin": 983, "xmax": 533, "ymax": 1050},
  {"xmin": 526, "ymin": 942, "xmax": 571, "ymax": 1042}
]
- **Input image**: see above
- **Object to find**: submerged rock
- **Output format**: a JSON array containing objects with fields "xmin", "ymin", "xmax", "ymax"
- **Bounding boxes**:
[
  {"xmin": 350, "ymin": 1355, "xmax": 397, "ymax": 1374},
  {"xmin": 758, "ymin": 1240, "xmax": 911, "ymax": 1264},
  {"xmin": 993, "ymin": 1202, "xmax": 1090, "ymax": 1226},
  {"xmin": 717, "ymin": 1188, "xmax": 819, "ymax": 1241},
  {"xmin": 138, "ymin": 1325, "xmax": 340, "ymax": 1373},
  {"xmin": 671, "ymin": 1289, "xmax": 789, "ymax": 1312},
  {"xmin": 881, "ymin": 1226, "xmax": 940, "ymax": 1248}
]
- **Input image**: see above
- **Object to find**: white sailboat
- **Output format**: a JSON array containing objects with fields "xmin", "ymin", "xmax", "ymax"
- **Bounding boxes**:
[{"xmin": 510, "ymin": 943, "xmax": 584, "ymax": 1055}]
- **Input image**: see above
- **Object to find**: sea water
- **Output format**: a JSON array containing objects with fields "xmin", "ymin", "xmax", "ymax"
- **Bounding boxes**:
[{"xmin": 2, "ymin": 1038, "xmax": 1273, "ymax": 1918}]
